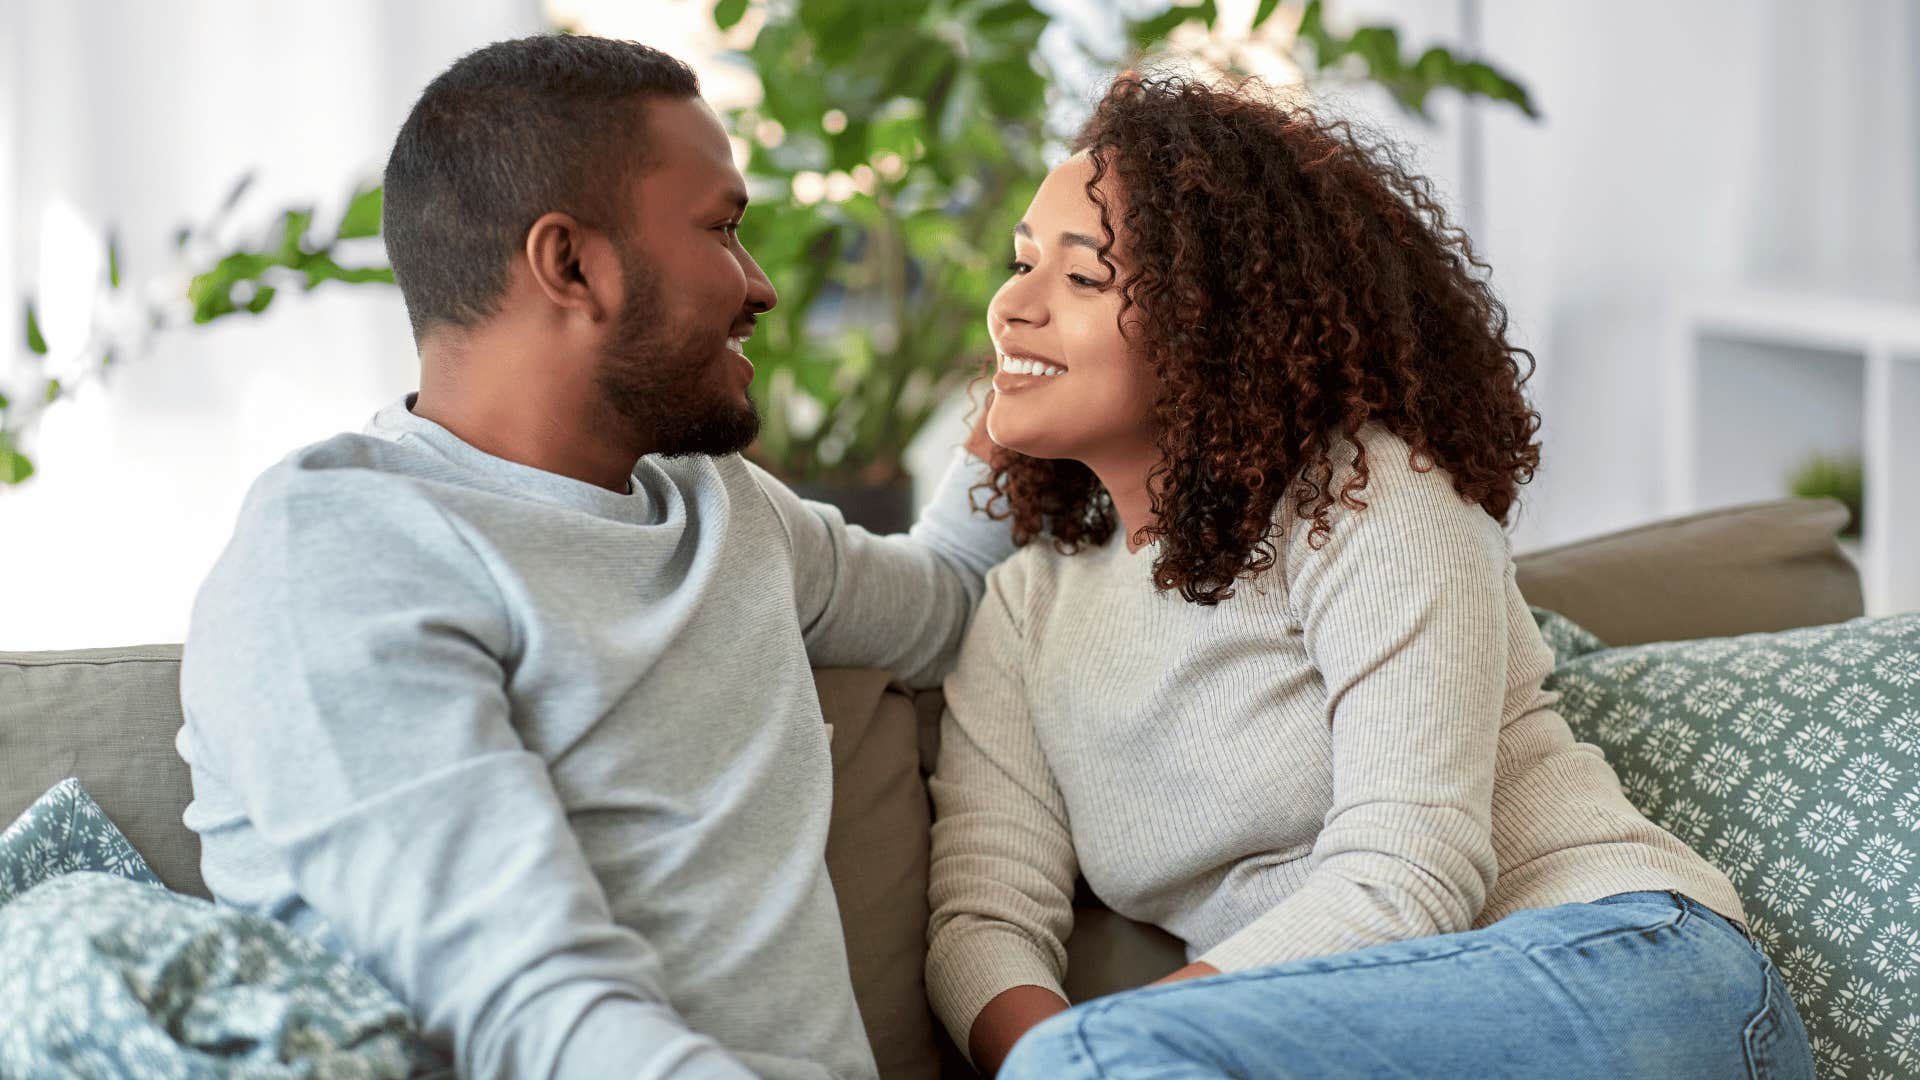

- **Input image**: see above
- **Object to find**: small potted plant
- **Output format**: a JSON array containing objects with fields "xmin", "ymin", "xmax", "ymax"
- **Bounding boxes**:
[{"xmin": 1787, "ymin": 451, "xmax": 1865, "ymax": 539}]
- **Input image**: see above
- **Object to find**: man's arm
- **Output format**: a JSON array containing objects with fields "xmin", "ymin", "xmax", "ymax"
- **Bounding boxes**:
[
  {"xmin": 750, "ymin": 410, "xmax": 1017, "ymax": 689},
  {"xmin": 179, "ymin": 470, "xmax": 754, "ymax": 1080}
]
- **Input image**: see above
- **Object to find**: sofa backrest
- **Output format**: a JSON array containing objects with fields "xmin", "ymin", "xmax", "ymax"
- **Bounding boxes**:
[{"xmin": 0, "ymin": 645, "xmax": 202, "ymax": 897}]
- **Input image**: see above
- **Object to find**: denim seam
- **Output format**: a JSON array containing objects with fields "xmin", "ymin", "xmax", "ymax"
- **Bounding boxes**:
[
  {"xmin": 1523, "ymin": 909, "xmax": 1686, "ymax": 954},
  {"xmin": 1067, "ymin": 1000, "xmax": 1113, "ymax": 1079},
  {"xmin": 1740, "ymin": 953, "xmax": 1782, "ymax": 1079},
  {"xmin": 1135, "ymin": 940, "xmax": 1499, "ymax": 1001},
  {"xmin": 1669, "ymin": 891, "xmax": 1694, "ymax": 929}
]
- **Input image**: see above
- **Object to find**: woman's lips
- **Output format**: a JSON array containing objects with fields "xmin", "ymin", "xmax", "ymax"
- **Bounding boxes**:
[{"xmin": 992, "ymin": 351, "xmax": 1066, "ymax": 392}]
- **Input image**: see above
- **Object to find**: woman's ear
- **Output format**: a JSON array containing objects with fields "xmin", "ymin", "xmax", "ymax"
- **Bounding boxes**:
[{"xmin": 523, "ymin": 211, "xmax": 619, "ymax": 323}]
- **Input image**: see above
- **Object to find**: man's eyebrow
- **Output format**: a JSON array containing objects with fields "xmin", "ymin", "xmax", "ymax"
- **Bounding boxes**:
[{"xmin": 1013, "ymin": 221, "xmax": 1102, "ymax": 251}]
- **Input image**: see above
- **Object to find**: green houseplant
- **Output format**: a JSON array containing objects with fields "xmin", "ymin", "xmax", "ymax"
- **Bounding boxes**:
[
  {"xmin": 7, "ymin": 1, "xmax": 1535, "ymax": 519},
  {"xmin": 1787, "ymin": 451, "xmax": 1864, "ymax": 538}
]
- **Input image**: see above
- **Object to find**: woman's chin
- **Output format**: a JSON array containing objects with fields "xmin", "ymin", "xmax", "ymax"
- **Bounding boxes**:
[{"xmin": 986, "ymin": 428, "xmax": 1056, "ymax": 462}]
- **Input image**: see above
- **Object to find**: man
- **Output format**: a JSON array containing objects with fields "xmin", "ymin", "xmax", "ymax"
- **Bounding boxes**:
[{"xmin": 177, "ymin": 34, "xmax": 1008, "ymax": 1079}]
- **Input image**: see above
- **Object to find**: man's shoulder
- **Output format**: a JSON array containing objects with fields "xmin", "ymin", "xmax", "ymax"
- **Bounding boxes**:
[{"xmin": 231, "ymin": 433, "xmax": 485, "ymax": 562}]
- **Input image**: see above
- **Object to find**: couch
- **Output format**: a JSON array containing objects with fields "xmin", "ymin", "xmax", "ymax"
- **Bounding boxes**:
[{"xmin": 0, "ymin": 496, "xmax": 1862, "ymax": 1078}]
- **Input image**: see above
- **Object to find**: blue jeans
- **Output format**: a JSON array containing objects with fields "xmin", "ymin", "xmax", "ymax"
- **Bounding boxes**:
[{"xmin": 999, "ymin": 891, "xmax": 1813, "ymax": 1079}]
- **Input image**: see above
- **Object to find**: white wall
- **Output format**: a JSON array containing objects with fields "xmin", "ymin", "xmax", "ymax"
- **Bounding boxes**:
[
  {"xmin": 1513, "ymin": 0, "xmax": 1916, "ymax": 549},
  {"xmin": 1, "ymin": 0, "xmax": 543, "ymax": 649}
]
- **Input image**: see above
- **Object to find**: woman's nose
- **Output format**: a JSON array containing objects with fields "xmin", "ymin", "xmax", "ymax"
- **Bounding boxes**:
[{"xmin": 990, "ymin": 276, "xmax": 1046, "ymax": 330}]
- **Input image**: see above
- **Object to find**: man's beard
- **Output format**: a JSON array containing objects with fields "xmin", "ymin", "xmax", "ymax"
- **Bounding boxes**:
[{"xmin": 594, "ymin": 247, "xmax": 760, "ymax": 459}]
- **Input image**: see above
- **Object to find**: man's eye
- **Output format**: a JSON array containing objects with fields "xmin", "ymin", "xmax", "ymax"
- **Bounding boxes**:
[{"xmin": 717, "ymin": 222, "xmax": 740, "ymax": 237}]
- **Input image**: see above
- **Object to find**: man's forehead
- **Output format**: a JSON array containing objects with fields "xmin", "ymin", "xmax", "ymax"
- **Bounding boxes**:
[{"xmin": 635, "ymin": 96, "xmax": 744, "ymax": 201}]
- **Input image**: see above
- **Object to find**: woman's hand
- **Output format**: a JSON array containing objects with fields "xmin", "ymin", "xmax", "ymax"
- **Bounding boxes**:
[
  {"xmin": 969, "ymin": 984, "xmax": 1070, "ymax": 1076},
  {"xmin": 1148, "ymin": 960, "xmax": 1221, "ymax": 986}
]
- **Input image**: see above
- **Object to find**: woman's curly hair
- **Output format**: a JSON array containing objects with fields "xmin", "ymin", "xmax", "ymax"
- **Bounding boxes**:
[{"xmin": 977, "ymin": 73, "xmax": 1542, "ymax": 605}]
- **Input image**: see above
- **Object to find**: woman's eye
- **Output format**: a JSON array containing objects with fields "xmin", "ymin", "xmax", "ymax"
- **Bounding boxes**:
[
  {"xmin": 1068, "ymin": 274, "xmax": 1103, "ymax": 288},
  {"xmin": 1006, "ymin": 260, "xmax": 1032, "ymax": 275}
]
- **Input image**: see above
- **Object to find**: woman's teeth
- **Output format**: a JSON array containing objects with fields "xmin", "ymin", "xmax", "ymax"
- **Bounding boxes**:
[{"xmin": 998, "ymin": 354, "xmax": 1065, "ymax": 377}]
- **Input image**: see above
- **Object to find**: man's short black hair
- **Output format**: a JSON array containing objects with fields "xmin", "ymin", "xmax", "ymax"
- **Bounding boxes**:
[{"xmin": 383, "ymin": 34, "xmax": 700, "ymax": 341}]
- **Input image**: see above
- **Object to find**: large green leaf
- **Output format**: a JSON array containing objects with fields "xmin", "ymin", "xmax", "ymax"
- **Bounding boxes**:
[
  {"xmin": 0, "ymin": 430, "xmax": 33, "ymax": 485},
  {"xmin": 1128, "ymin": 0, "xmax": 1217, "ymax": 52},
  {"xmin": 713, "ymin": 0, "xmax": 749, "ymax": 31},
  {"xmin": 335, "ymin": 185, "xmax": 383, "ymax": 240},
  {"xmin": 1296, "ymin": 0, "xmax": 1537, "ymax": 120},
  {"xmin": 24, "ymin": 301, "xmax": 47, "ymax": 355}
]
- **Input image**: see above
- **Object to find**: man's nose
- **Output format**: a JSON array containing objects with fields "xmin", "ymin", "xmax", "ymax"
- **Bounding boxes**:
[{"xmin": 740, "ymin": 248, "xmax": 777, "ymax": 314}]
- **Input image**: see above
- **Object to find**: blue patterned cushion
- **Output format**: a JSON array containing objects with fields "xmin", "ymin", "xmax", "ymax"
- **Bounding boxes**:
[
  {"xmin": 1533, "ymin": 608, "xmax": 1920, "ymax": 1079},
  {"xmin": 0, "ymin": 777, "xmax": 161, "ymax": 906},
  {"xmin": 0, "ymin": 872, "xmax": 449, "ymax": 1077}
]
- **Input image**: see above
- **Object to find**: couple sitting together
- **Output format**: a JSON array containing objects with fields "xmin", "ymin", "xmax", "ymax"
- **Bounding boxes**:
[{"xmin": 176, "ymin": 33, "xmax": 1813, "ymax": 1080}]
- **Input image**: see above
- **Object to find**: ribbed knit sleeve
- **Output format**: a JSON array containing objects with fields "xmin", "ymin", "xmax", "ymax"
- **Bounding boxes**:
[
  {"xmin": 924, "ymin": 556, "xmax": 1079, "ymax": 1056},
  {"xmin": 1197, "ymin": 437, "xmax": 1509, "ymax": 973}
]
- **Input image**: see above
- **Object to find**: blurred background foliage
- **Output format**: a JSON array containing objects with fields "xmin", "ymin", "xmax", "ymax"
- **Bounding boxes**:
[{"xmin": 5, "ymin": 0, "xmax": 1534, "ymax": 497}]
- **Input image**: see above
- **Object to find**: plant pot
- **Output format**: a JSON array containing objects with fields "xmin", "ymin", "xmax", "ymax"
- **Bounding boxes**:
[{"xmin": 789, "ymin": 477, "xmax": 917, "ymax": 536}]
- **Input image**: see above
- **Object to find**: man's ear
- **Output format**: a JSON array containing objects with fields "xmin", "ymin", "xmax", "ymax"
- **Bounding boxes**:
[{"xmin": 524, "ymin": 211, "xmax": 620, "ymax": 322}]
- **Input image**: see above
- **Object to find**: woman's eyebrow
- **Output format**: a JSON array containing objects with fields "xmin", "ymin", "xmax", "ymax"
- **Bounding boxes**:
[{"xmin": 1014, "ymin": 221, "xmax": 1101, "ymax": 251}]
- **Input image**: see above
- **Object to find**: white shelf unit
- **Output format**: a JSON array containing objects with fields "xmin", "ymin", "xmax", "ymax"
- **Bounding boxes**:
[{"xmin": 1667, "ymin": 290, "xmax": 1920, "ymax": 617}]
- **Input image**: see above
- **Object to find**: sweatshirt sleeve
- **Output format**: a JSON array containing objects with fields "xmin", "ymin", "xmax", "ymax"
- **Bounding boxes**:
[
  {"xmin": 923, "ymin": 558, "xmax": 1079, "ymax": 1057},
  {"xmin": 1197, "ymin": 436, "xmax": 1509, "ymax": 973},
  {"xmin": 178, "ymin": 467, "xmax": 755, "ymax": 1080},
  {"xmin": 751, "ymin": 447, "xmax": 1016, "ymax": 689}
]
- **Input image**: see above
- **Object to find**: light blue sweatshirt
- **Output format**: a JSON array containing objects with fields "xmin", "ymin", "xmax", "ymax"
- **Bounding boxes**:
[{"xmin": 177, "ymin": 392, "xmax": 1011, "ymax": 1079}]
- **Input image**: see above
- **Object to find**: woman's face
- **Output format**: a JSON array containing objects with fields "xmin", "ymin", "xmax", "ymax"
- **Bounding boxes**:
[{"xmin": 985, "ymin": 152, "xmax": 1157, "ymax": 466}]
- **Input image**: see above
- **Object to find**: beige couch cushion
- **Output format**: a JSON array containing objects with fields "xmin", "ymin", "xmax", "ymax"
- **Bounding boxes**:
[
  {"xmin": 0, "ymin": 645, "xmax": 204, "ymax": 899},
  {"xmin": 1512, "ymin": 496, "xmax": 1860, "ymax": 645},
  {"xmin": 814, "ymin": 669, "xmax": 941, "ymax": 1080}
]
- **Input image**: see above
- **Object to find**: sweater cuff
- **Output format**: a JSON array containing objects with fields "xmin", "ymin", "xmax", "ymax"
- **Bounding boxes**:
[
  {"xmin": 925, "ymin": 925, "xmax": 1068, "ymax": 1060},
  {"xmin": 908, "ymin": 448, "xmax": 1015, "ymax": 573},
  {"xmin": 550, "ymin": 995, "xmax": 755, "ymax": 1079},
  {"xmin": 1195, "ymin": 915, "xmax": 1308, "ymax": 974}
]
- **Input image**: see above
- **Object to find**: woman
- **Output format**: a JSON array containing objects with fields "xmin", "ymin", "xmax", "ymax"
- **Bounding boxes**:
[{"xmin": 926, "ymin": 73, "xmax": 1814, "ymax": 1080}]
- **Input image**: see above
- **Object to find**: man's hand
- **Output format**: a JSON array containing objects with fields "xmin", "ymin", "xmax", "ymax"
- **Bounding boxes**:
[
  {"xmin": 964, "ymin": 387, "xmax": 997, "ymax": 462},
  {"xmin": 1148, "ymin": 960, "xmax": 1221, "ymax": 987}
]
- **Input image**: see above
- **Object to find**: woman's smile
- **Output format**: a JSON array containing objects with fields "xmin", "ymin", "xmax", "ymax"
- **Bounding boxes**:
[{"xmin": 992, "ymin": 350, "xmax": 1068, "ymax": 393}]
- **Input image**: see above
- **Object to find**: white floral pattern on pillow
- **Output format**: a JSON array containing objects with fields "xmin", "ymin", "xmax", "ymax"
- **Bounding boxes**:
[
  {"xmin": 1534, "ymin": 609, "xmax": 1920, "ymax": 1079},
  {"xmin": 0, "ymin": 777, "xmax": 161, "ymax": 906},
  {"xmin": 0, "ymin": 872, "xmax": 449, "ymax": 1078}
]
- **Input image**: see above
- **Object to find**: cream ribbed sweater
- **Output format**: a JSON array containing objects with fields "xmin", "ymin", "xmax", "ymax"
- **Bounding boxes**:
[{"xmin": 924, "ymin": 422, "xmax": 1746, "ymax": 1050}]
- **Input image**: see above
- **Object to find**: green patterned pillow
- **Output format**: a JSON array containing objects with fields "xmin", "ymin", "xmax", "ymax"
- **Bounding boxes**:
[
  {"xmin": 1533, "ymin": 607, "xmax": 1920, "ymax": 1080},
  {"xmin": 0, "ymin": 777, "xmax": 162, "ymax": 906},
  {"xmin": 0, "ymin": 871, "xmax": 449, "ymax": 1077}
]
